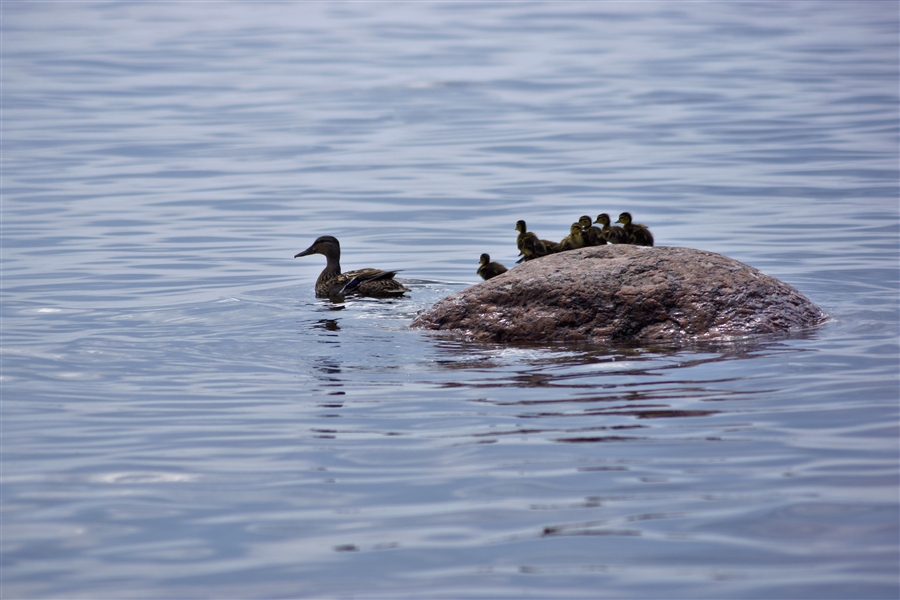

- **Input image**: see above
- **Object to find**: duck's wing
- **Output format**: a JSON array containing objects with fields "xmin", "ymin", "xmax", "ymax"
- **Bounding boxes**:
[
  {"xmin": 344, "ymin": 268, "xmax": 402, "ymax": 282},
  {"xmin": 343, "ymin": 268, "xmax": 409, "ymax": 297}
]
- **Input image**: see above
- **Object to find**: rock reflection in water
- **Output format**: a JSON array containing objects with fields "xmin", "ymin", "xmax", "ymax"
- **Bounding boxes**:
[{"xmin": 424, "ymin": 334, "xmax": 817, "ymax": 446}]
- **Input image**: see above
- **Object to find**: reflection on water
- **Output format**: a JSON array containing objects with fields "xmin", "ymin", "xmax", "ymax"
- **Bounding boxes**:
[
  {"xmin": 316, "ymin": 318, "xmax": 341, "ymax": 331},
  {"xmin": 307, "ymin": 318, "xmax": 348, "ymax": 394}
]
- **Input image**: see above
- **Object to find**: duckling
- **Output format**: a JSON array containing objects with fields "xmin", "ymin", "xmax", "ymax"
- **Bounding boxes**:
[
  {"xmin": 594, "ymin": 213, "xmax": 629, "ymax": 244},
  {"xmin": 516, "ymin": 234, "xmax": 549, "ymax": 263},
  {"xmin": 515, "ymin": 220, "xmax": 559, "ymax": 254},
  {"xmin": 616, "ymin": 212, "xmax": 654, "ymax": 246},
  {"xmin": 294, "ymin": 235, "xmax": 410, "ymax": 298},
  {"xmin": 556, "ymin": 223, "xmax": 586, "ymax": 252},
  {"xmin": 477, "ymin": 253, "xmax": 508, "ymax": 280},
  {"xmin": 578, "ymin": 215, "xmax": 606, "ymax": 246}
]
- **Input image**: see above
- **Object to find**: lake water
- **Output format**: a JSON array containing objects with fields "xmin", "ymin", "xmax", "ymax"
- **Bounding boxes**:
[{"xmin": 2, "ymin": 2, "xmax": 898, "ymax": 598}]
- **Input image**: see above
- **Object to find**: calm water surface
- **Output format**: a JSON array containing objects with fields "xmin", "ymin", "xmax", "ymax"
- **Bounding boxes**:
[{"xmin": 2, "ymin": 2, "xmax": 898, "ymax": 598}]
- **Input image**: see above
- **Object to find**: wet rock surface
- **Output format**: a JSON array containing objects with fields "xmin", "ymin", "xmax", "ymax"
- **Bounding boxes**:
[{"xmin": 411, "ymin": 245, "xmax": 826, "ymax": 343}]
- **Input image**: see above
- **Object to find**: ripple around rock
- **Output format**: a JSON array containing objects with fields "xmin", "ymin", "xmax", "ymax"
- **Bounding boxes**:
[{"xmin": 411, "ymin": 245, "xmax": 826, "ymax": 343}]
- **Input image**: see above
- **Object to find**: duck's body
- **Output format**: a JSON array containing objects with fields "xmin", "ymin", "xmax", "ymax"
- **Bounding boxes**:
[
  {"xmin": 595, "ymin": 213, "xmax": 629, "ymax": 244},
  {"xmin": 557, "ymin": 223, "xmax": 586, "ymax": 252},
  {"xmin": 477, "ymin": 253, "xmax": 508, "ymax": 280},
  {"xmin": 294, "ymin": 235, "xmax": 409, "ymax": 298},
  {"xmin": 578, "ymin": 215, "xmax": 606, "ymax": 246},
  {"xmin": 516, "ymin": 220, "xmax": 558, "ymax": 255},
  {"xmin": 516, "ymin": 234, "xmax": 549, "ymax": 263},
  {"xmin": 617, "ymin": 212, "xmax": 654, "ymax": 246}
]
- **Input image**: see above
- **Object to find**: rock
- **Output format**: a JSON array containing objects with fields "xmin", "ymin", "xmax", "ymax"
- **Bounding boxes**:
[{"xmin": 411, "ymin": 245, "xmax": 825, "ymax": 343}]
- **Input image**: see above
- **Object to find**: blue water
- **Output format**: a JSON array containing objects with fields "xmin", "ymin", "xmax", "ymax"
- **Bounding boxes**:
[{"xmin": 3, "ymin": 2, "xmax": 898, "ymax": 598}]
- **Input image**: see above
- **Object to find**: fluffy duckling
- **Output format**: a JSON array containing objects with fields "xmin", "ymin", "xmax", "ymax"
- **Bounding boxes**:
[
  {"xmin": 477, "ymin": 253, "xmax": 508, "ymax": 280},
  {"xmin": 578, "ymin": 215, "xmax": 606, "ymax": 246},
  {"xmin": 294, "ymin": 235, "xmax": 410, "ymax": 298},
  {"xmin": 557, "ymin": 223, "xmax": 586, "ymax": 252},
  {"xmin": 516, "ymin": 234, "xmax": 548, "ymax": 263},
  {"xmin": 594, "ymin": 213, "xmax": 629, "ymax": 244},
  {"xmin": 516, "ymin": 220, "xmax": 559, "ymax": 254},
  {"xmin": 616, "ymin": 212, "xmax": 654, "ymax": 246}
]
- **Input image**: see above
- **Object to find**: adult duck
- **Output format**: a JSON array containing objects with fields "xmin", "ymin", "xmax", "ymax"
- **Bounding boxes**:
[
  {"xmin": 594, "ymin": 213, "xmax": 629, "ymax": 244},
  {"xmin": 477, "ymin": 253, "xmax": 508, "ymax": 280},
  {"xmin": 616, "ymin": 212, "xmax": 654, "ymax": 246},
  {"xmin": 294, "ymin": 235, "xmax": 410, "ymax": 298}
]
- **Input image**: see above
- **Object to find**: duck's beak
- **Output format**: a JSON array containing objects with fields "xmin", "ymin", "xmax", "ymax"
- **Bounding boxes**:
[{"xmin": 294, "ymin": 244, "xmax": 316, "ymax": 258}]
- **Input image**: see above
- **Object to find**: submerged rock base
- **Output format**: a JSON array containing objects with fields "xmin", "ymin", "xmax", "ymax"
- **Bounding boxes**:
[{"xmin": 411, "ymin": 245, "xmax": 825, "ymax": 343}]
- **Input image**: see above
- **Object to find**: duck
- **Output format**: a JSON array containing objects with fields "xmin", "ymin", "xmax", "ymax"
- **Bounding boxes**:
[
  {"xmin": 556, "ymin": 223, "xmax": 586, "ymax": 252},
  {"xmin": 294, "ymin": 235, "xmax": 410, "ymax": 298},
  {"xmin": 516, "ymin": 234, "xmax": 549, "ymax": 263},
  {"xmin": 578, "ymin": 215, "xmax": 606, "ymax": 246},
  {"xmin": 594, "ymin": 213, "xmax": 629, "ymax": 244},
  {"xmin": 616, "ymin": 212, "xmax": 654, "ymax": 246},
  {"xmin": 477, "ymin": 253, "xmax": 508, "ymax": 280},
  {"xmin": 515, "ymin": 220, "xmax": 559, "ymax": 255}
]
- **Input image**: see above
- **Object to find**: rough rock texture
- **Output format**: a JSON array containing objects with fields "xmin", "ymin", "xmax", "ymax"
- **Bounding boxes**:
[{"xmin": 411, "ymin": 245, "xmax": 825, "ymax": 343}]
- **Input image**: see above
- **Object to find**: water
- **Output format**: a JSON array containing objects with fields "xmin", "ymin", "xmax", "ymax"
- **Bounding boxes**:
[{"xmin": 2, "ymin": 2, "xmax": 898, "ymax": 598}]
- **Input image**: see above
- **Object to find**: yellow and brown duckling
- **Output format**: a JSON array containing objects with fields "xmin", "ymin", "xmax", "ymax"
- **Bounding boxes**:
[
  {"xmin": 516, "ymin": 234, "xmax": 548, "ymax": 263},
  {"xmin": 616, "ymin": 212, "xmax": 654, "ymax": 246},
  {"xmin": 557, "ymin": 223, "xmax": 586, "ymax": 252},
  {"xmin": 578, "ymin": 215, "xmax": 606, "ymax": 246},
  {"xmin": 477, "ymin": 253, "xmax": 508, "ymax": 280},
  {"xmin": 594, "ymin": 213, "xmax": 629, "ymax": 244},
  {"xmin": 515, "ymin": 220, "xmax": 559, "ymax": 255},
  {"xmin": 294, "ymin": 235, "xmax": 410, "ymax": 298}
]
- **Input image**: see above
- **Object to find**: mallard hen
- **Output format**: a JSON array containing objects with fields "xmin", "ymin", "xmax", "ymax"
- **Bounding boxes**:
[{"xmin": 294, "ymin": 235, "xmax": 409, "ymax": 298}]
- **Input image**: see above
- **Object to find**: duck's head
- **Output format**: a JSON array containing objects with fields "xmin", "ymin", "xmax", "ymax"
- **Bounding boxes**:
[
  {"xmin": 595, "ymin": 213, "xmax": 611, "ymax": 226},
  {"xmin": 616, "ymin": 212, "xmax": 633, "ymax": 226},
  {"xmin": 578, "ymin": 215, "xmax": 592, "ymax": 229},
  {"xmin": 294, "ymin": 235, "xmax": 340, "ymax": 258},
  {"xmin": 570, "ymin": 223, "xmax": 582, "ymax": 235},
  {"xmin": 479, "ymin": 253, "xmax": 491, "ymax": 266}
]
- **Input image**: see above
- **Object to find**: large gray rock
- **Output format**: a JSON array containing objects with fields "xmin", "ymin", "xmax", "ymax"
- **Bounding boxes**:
[{"xmin": 411, "ymin": 245, "xmax": 825, "ymax": 343}]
